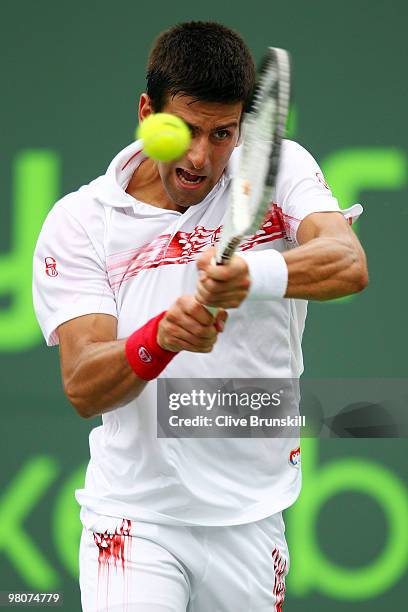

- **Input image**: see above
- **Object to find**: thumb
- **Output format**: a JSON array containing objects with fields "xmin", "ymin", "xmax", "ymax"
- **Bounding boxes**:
[
  {"xmin": 214, "ymin": 308, "xmax": 228, "ymax": 332},
  {"xmin": 196, "ymin": 247, "xmax": 216, "ymax": 273}
]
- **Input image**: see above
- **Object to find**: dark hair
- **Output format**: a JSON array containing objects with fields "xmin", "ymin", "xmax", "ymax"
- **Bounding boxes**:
[{"xmin": 146, "ymin": 21, "xmax": 256, "ymax": 112}]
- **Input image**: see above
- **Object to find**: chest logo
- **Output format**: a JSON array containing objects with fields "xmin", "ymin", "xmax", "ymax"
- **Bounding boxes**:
[{"xmin": 107, "ymin": 205, "xmax": 288, "ymax": 290}]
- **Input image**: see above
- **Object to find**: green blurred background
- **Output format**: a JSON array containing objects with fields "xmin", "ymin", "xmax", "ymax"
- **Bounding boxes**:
[{"xmin": 1, "ymin": 0, "xmax": 407, "ymax": 609}]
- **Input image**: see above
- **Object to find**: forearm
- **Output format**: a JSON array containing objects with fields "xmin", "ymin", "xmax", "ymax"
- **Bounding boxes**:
[
  {"xmin": 63, "ymin": 299, "xmax": 225, "ymax": 419},
  {"xmin": 195, "ymin": 212, "xmax": 368, "ymax": 307},
  {"xmin": 283, "ymin": 236, "xmax": 368, "ymax": 300},
  {"xmin": 65, "ymin": 338, "xmax": 147, "ymax": 418}
]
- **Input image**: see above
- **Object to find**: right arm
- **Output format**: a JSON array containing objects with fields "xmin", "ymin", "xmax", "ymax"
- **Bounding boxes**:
[{"xmin": 59, "ymin": 296, "xmax": 227, "ymax": 419}]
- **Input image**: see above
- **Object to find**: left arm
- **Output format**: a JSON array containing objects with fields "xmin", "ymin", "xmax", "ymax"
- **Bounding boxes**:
[
  {"xmin": 282, "ymin": 211, "xmax": 368, "ymax": 300},
  {"xmin": 195, "ymin": 211, "xmax": 368, "ymax": 307}
]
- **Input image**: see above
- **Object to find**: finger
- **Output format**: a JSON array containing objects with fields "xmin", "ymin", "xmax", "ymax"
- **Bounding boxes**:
[
  {"xmin": 205, "ymin": 257, "xmax": 248, "ymax": 282},
  {"xmin": 194, "ymin": 286, "xmax": 211, "ymax": 306},
  {"xmin": 195, "ymin": 280, "xmax": 248, "ymax": 303},
  {"xmin": 181, "ymin": 342, "xmax": 215, "ymax": 353},
  {"xmin": 199, "ymin": 276, "xmax": 250, "ymax": 295},
  {"xmin": 165, "ymin": 326, "xmax": 217, "ymax": 352},
  {"xmin": 196, "ymin": 289, "xmax": 248, "ymax": 308},
  {"xmin": 196, "ymin": 247, "xmax": 216, "ymax": 273},
  {"xmin": 164, "ymin": 336, "xmax": 216, "ymax": 353},
  {"xmin": 165, "ymin": 312, "xmax": 217, "ymax": 340},
  {"xmin": 180, "ymin": 297, "xmax": 216, "ymax": 325}
]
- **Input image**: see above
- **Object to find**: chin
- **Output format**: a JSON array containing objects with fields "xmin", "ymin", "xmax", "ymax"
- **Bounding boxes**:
[
  {"xmin": 167, "ymin": 183, "xmax": 213, "ymax": 209},
  {"xmin": 173, "ymin": 196, "xmax": 203, "ymax": 209}
]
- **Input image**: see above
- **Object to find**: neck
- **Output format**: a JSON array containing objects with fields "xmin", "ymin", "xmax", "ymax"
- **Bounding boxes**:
[{"xmin": 126, "ymin": 159, "xmax": 178, "ymax": 211}]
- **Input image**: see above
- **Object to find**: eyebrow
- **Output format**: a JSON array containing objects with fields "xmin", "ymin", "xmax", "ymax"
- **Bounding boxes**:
[{"xmin": 183, "ymin": 120, "xmax": 239, "ymax": 132}]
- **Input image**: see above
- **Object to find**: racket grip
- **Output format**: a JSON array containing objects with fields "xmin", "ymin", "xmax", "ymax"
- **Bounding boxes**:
[{"xmin": 205, "ymin": 305, "xmax": 219, "ymax": 316}]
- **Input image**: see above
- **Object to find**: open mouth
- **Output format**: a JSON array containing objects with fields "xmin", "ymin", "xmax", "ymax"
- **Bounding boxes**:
[{"xmin": 176, "ymin": 168, "xmax": 206, "ymax": 186}]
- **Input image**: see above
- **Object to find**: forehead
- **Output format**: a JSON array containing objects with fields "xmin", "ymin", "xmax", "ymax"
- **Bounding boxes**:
[{"xmin": 161, "ymin": 94, "xmax": 243, "ymax": 129}]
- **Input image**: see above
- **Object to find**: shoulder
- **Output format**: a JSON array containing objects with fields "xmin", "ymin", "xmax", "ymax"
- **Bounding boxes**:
[
  {"xmin": 43, "ymin": 177, "xmax": 106, "ymax": 234},
  {"xmin": 279, "ymin": 139, "xmax": 322, "ymax": 173},
  {"xmin": 52, "ymin": 176, "xmax": 106, "ymax": 226},
  {"xmin": 275, "ymin": 139, "xmax": 327, "ymax": 202},
  {"xmin": 38, "ymin": 176, "xmax": 108, "ymax": 261}
]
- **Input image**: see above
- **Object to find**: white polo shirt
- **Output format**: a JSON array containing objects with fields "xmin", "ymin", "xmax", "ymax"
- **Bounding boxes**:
[{"xmin": 32, "ymin": 139, "xmax": 362, "ymax": 527}]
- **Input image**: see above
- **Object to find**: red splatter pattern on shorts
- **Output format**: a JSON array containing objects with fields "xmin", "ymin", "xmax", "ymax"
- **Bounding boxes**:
[
  {"xmin": 93, "ymin": 519, "xmax": 132, "ymax": 610},
  {"xmin": 93, "ymin": 519, "xmax": 132, "ymax": 571},
  {"xmin": 272, "ymin": 546, "xmax": 287, "ymax": 611}
]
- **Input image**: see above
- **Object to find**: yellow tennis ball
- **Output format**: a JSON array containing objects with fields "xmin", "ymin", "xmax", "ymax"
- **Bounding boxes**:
[{"xmin": 137, "ymin": 113, "xmax": 191, "ymax": 162}]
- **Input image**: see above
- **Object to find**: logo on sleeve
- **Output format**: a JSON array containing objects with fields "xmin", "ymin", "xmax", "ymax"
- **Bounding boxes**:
[
  {"xmin": 45, "ymin": 256, "xmax": 58, "ymax": 277},
  {"xmin": 138, "ymin": 346, "xmax": 153, "ymax": 363},
  {"xmin": 289, "ymin": 446, "xmax": 301, "ymax": 468}
]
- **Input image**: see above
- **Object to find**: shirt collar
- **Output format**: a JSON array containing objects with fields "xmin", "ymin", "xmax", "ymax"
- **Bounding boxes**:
[{"xmin": 92, "ymin": 139, "xmax": 239, "ymax": 209}]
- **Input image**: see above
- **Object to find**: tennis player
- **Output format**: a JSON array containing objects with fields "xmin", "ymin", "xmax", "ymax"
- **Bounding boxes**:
[{"xmin": 33, "ymin": 21, "xmax": 368, "ymax": 612}]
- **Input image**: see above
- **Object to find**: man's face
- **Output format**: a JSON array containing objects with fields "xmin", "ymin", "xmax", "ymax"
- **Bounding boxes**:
[{"xmin": 139, "ymin": 93, "xmax": 243, "ymax": 209}]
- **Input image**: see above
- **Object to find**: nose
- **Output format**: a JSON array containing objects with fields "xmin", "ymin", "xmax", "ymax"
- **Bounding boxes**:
[{"xmin": 186, "ymin": 134, "xmax": 210, "ymax": 170}]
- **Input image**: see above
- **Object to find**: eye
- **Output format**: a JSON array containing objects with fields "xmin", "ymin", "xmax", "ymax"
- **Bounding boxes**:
[{"xmin": 213, "ymin": 129, "xmax": 231, "ymax": 141}]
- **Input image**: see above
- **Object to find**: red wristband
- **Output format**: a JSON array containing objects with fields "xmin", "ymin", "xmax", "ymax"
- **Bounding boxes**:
[{"xmin": 125, "ymin": 311, "xmax": 177, "ymax": 381}]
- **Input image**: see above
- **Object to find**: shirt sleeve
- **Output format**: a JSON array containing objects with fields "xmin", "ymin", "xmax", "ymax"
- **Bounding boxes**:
[
  {"xmin": 275, "ymin": 140, "xmax": 363, "ymax": 245},
  {"xmin": 32, "ymin": 203, "xmax": 117, "ymax": 346}
]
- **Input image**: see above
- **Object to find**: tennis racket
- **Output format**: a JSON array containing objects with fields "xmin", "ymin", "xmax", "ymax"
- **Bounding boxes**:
[
  {"xmin": 218, "ymin": 46, "xmax": 290, "ymax": 262},
  {"xmin": 205, "ymin": 46, "xmax": 290, "ymax": 314}
]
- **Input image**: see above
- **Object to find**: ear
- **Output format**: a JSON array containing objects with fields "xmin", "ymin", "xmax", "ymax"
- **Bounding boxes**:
[{"xmin": 138, "ymin": 94, "xmax": 154, "ymax": 124}]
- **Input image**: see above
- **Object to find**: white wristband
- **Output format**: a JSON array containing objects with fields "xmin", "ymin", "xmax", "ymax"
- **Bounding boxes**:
[{"xmin": 240, "ymin": 249, "xmax": 288, "ymax": 300}]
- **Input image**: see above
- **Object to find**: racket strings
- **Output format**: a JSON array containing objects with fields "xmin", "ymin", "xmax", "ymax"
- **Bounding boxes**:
[{"xmin": 216, "ymin": 47, "xmax": 291, "ymax": 262}]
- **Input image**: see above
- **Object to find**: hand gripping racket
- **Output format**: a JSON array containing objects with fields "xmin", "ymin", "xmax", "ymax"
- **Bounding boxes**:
[{"xmin": 206, "ymin": 47, "xmax": 291, "ymax": 314}]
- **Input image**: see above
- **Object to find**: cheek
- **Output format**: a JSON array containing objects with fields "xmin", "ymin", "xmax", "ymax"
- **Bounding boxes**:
[
  {"xmin": 157, "ymin": 162, "xmax": 174, "ymax": 182},
  {"xmin": 212, "ymin": 145, "xmax": 235, "ymax": 173}
]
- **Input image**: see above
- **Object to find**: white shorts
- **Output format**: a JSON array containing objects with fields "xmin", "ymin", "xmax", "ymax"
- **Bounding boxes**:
[{"xmin": 79, "ymin": 512, "xmax": 289, "ymax": 611}]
